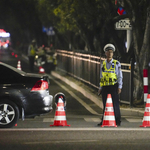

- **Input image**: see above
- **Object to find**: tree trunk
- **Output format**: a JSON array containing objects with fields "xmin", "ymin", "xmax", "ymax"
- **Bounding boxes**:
[{"xmin": 133, "ymin": 6, "xmax": 150, "ymax": 101}]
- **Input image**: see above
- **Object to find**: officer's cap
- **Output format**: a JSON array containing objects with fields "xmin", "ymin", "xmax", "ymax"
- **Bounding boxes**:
[{"xmin": 104, "ymin": 44, "xmax": 115, "ymax": 52}]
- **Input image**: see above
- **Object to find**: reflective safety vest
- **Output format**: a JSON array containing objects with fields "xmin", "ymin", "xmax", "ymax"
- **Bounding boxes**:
[
  {"xmin": 38, "ymin": 48, "xmax": 45, "ymax": 56},
  {"xmin": 100, "ymin": 59, "xmax": 117, "ymax": 87},
  {"xmin": 46, "ymin": 54, "xmax": 53, "ymax": 63},
  {"xmin": 30, "ymin": 45, "xmax": 36, "ymax": 56},
  {"xmin": 53, "ymin": 59, "xmax": 57, "ymax": 65},
  {"xmin": 53, "ymin": 54, "xmax": 57, "ymax": 65}
]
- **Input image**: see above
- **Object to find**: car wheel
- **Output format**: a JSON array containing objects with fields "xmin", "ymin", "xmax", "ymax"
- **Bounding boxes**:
[{"xmin": 0, "ymin": 100, "xmax": 19, "ymax": 128}]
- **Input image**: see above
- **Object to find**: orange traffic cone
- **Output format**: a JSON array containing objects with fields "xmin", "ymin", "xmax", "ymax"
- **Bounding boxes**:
[
  {"xmin": 140, "ymin": 94, "xmax": 150, "ymax": 127},
  {"xmin": 101, "ymin": 94, "xmax": 117, "ymax": 127},
  {"xmin": 17, "ymin": 60, "xmax": 22, "ymax": 70},
  {"xmin": 39, "ymin": 66, "xmax": 45, "ymax": 73},
  {"xmin": 50, "ymin": 97, "xmax": 70, "ymax": 127}
]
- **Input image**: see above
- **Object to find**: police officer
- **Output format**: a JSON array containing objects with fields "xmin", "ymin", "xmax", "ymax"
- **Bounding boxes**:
[
  {"xmin": 28, "ymin": 40, "xmax": 37, "ymax": 72},
  {"xmin": 98, "ymin": 44, "xmax": 123, "ymax": 126}
]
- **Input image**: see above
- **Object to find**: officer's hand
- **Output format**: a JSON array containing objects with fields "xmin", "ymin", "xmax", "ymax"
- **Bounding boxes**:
[
  {"xmin": 98, "ymin": 89, "xmax": 102, "ymax": 96},
  {"xmin": 118, "ymin": 88, "xmax": 121, "ymax": 94}
]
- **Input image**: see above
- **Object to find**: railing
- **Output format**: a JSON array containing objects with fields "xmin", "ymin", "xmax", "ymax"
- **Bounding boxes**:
[{"xmin": 56, "ymin": 50, "xmax": 134, "ymax": 106}]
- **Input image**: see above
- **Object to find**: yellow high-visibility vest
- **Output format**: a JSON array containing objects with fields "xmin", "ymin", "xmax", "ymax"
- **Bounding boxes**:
[
  {"xmin": 30, "ymin": 45, "xmax": 36, "ymax": 56},
  {"xmin": 100, "ymin": 59, "xmax": 117, "ymax": 87}
]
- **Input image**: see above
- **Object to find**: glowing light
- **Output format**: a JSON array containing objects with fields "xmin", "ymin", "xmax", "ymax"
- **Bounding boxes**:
[
  {"xmin": 0, "ymin": 29, "xmax": 10, "ymax": 37},
  {"xmin": 3, "ymin": 43, "xmax": 8, "ymax": 48},
  {"xmin": 0, "ymin": 41, "xmax": 9, "ymax": 47},
  {"xmin": 125, "ymin": 41, "xmax": 127, "ymax": 48},
  {"xmin": 0, "ymin": 32, "xmax": 10, "ymax": 37}
]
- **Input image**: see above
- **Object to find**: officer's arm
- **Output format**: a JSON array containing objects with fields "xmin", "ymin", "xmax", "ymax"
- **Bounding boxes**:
[{"xmin": 116, "ymin": 62, "xmax": 123, "ymax": 89}]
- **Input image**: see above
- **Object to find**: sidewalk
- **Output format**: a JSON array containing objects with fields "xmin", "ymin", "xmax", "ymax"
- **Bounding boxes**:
[{"xmin": 51, "ymin": 69, "xmax": 145, "ymax": 117}]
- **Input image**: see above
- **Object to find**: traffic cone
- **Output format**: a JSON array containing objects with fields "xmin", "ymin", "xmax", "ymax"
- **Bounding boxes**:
[
  {"xmin": 50, "ymin": 97, "xmax": 70, "ymax": 127},
  {"xmin": 101, "ymin": 94, "xmax": 117, "ymax": 127},
  {"xmin": 140, "ymin": 94, "xmax": 150, "ymax": 127},
  {"xmin": 39, "ymin": 66, "xmax": 45, "ymax": 73},
  {"xmin": 17, "ymin": 60, "xmax": 22, "ymax": 70}
]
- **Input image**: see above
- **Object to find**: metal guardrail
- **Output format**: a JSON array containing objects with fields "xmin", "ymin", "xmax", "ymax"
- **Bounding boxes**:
[{"xmin": 56, "ymin": 50, "xmax": 134, "ymax": 106}]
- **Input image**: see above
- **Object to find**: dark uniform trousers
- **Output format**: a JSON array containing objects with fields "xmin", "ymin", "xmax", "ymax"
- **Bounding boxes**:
[
  {"xmin": 101, "ymin": 83, "xmax": 121, "ymax": 124},
  {"xmin": 28, "ymin": 56, "xmax": 35, "ymax": 72}
]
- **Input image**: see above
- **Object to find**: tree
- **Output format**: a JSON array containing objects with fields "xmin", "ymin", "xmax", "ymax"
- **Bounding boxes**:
[
  {"xmin": 37, "ymin": 0, "xmax": 133, "ymax": 57},
  {"xmin": 52, "ymin": 0, "xmax": 150, "ymax": 102},
  {"xmin": 0, "ymin": 0, "xmax": 44, "ymax": 48},
  {"xmin": 0, "ymin": 0, "xmax": 149, "ymax": 102},
  {"xmin": 116, "ymin": 0, "xmax": 150, "ymax": 102}
]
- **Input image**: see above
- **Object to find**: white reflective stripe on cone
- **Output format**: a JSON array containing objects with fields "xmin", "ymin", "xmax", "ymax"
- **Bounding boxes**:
[
  {"xmin": 143, "ymin": 116, "xmax": 150, "ymax": 121},
  {"xmin": 54, "ymin": 116, "xmax": 66, "ymax": 120},
  {"xmin": 145, "ymin": 107, "xmax": 150, "ymax": 112},
  {"xmin": 58, "ymin": 98, "xmax": 64, "ymax": 103},
  {"xmin": 105, "ymin": 107, "xmax": 114, "ymax": 112},
  {"xmin": 106, "ymin": 98, "xmax": 112, "ymax": 103},
  {"xmin": 40, "ymin": 68, "xmax": 44, "ymax": 72},
  {"xmin": 143, "ymin": 77, "xmax": 148, "ymax": 86},
  {"xmin": 146, "ymin": 98, "xmax": 150, "ymax": 103},
  {"xmin": 57, "ymin": 107, "xmax": 64, "ymax": 111},
  {"xmin": 144, "ymin": 93, "xmax": 148, "ymax": 102},
  {"xmin": 103, "ymin": 116, "xmax": 115, "ymax": 120}
]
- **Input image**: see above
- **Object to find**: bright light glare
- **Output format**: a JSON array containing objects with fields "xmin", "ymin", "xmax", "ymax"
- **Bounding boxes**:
[
  {"xmin": 0, "ymin": 32, "xmax": 10, "ymax": 37},
  {"xmin": 125, "ymin": 41, "xmax": 127, "ymax": 48},
  {"xmin": 3, "ymin": 43, "xmax": 8, "ymax": 48},
  {"xmin": 0, "ymin": 29, "xmax": 10, "ymax": 37}
]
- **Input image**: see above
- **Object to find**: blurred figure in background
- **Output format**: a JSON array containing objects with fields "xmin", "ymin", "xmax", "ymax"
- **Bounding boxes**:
[
  {"xmin": 28, "ymin": 39, "xmax": 37, "ymax": 72},
  {"xmin": 42, "ymin": 43, "xmax": 57, "ymax": 74},
  {"xmin": 53, "ymin": 51, "xmax": 57, "ymax": 70},
  {"xmin": 36, "ymin": 45, "xmax": 46, "ymax": 66},
  {"xmin": 50, "ymin": 44, "xmax": 57, "ymax": 70}
]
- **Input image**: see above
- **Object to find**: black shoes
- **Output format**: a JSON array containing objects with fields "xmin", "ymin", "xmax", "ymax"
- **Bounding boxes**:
[
  {"xmin": 97, "ymin": 122, "xmax": 103, "ymax": 126},
  {"xmin": 116, "ymin": 120, "xmax": 121, "ymax": 126},
  {"xmin": 116, "ymin": 122, "xmax": 121, "ymax": 126}
]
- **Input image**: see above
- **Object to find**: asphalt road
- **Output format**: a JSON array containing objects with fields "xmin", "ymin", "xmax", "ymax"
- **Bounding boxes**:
[
  {"xmin": 0, "ymin": 49, "xmax": 148, "ymax": 150},
  {"xmin": 1, "ymin": 129, "xmax": 150, "ymax": 150}
]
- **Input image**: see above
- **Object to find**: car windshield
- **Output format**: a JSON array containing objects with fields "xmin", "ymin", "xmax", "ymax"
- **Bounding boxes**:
[{"xmin": 0, "ymin": 62, "xmax": 26, "ymax": 76}]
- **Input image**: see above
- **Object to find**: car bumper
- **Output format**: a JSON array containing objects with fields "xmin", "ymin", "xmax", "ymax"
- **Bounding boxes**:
[
  {"xmin": 42, "ymin": 95, "xmax": 53, "ymax": 111},
  {"xmin": 24, "ymin": 93, "xmax": 53, "ymax": 116}
]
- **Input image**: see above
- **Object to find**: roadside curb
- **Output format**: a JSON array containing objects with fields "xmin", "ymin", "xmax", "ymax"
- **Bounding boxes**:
[{"xmin": 51, "ymin": 71, "xmax": 144, "ymax": 117}]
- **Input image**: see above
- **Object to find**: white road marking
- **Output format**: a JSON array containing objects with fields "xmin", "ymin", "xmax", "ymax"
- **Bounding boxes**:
[
  {"xmin": 43, "ymin": 117, "xmax": 101, "ymax": 122},
  {"xmin": 50, "ymin": 76, "xmax": 100, "ymax": 116},
  {"xmin": 1, "ymin": 128, "xmax": 150, "ymax": 131},
  {"xmin": 43, "ymin": 117, "xmax": 143, "ymax": 123},
  {"xmin": 43, "ymin": 118, "xmax": 54, "ymax": 122},
  {"xmin": 126, "ymin": 118, "xmax": 142, "ymax": 122},
  {"xmin": 84, "ymin": 118, "xmax": 101, "ymax": 122}
]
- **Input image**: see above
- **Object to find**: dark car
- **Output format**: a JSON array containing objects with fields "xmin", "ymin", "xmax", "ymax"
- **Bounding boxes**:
[{"xmin": 0, "ymin": 62, "xmax": 53, "ymax": 128}]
